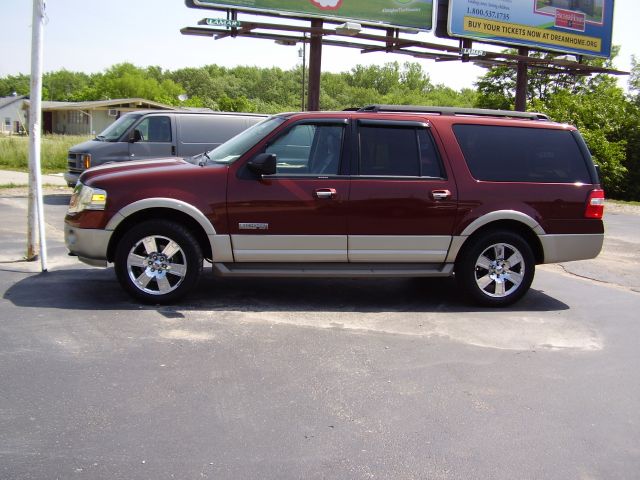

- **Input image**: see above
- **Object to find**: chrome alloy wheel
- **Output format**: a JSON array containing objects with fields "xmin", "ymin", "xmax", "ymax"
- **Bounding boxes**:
[
  {"xmin": 474, "ymin": 242, "xmax": 525, "ymax": 298},
  {"xmin": 126, "ymin": 235, "xmax": 187, "ymax": 296}
]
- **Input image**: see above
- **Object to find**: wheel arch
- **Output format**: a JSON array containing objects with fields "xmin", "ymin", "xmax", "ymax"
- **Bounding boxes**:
[
  {"xmin": 449, "ymin": 212, "xmax": 545, "ymax": 265},
  {"xmin": 106, "ymin": 200, "xmax": 215, "ymax": 262}
]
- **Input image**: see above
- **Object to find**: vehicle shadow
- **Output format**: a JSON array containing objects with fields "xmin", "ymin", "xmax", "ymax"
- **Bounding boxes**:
[{"xmin": 3, "ymin": 267, "xmax": 569, "ymax": 314}]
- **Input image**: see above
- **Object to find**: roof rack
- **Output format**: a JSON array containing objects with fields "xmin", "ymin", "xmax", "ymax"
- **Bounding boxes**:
[{"xmin": 357, "ymin": 105, "xmax": 549, "ymax": 121}]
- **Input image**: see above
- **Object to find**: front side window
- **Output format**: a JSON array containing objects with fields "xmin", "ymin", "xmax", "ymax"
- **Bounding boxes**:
[
  {"xmin": 453, "ymin": 124, "xmax": 592, "ymax": 183},
  {"xmin": 97, "ymin": 113, "xmax": 140, "ymax": 141},
  {"xmin": 209, "ymin": 116, "xmax": 286, "ymax": 164},
  {"xmin": 266, "ymin": 123, "xmax": 344, "ymax": 175},
  {"xmin": 135, "ymin": 116, "xmax": 172, "ymax": 143},
  {"xmin": 359, "ymin": 125, "xmax": 443, "ymax": 177}
]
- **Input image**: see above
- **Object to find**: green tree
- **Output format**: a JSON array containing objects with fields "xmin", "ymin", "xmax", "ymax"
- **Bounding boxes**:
[
  {"xmin": 0, "ymin": 74, "xmax": 31, "ymax": 97},
  {"xmin": 531, "ymin": 77, "xmax": 630, "ymax": 197},
  {"xmin": 630, "ymin": 56, "xmax": 640, "ymax": 103},
  {"xmin": 475, "ymin": 48, "xmax": 618, "ymax": 109},
  {"xmin": 169, "ymin": 67, "xmax": 222, "ymax": 103},
  {"xmin": 43, "ymin": 70, "xmax": 91, "ymax": 101},
  {"xmin": 90, "ymin": 63, "xmax": 185, "ymax": 104}
]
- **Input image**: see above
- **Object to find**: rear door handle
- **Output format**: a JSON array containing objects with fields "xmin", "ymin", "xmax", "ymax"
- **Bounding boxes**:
[
  {"xmin": 431, "ymin": 189, "xmax": 451, "ymax": 200},
  {"xmin": 315, "ymin": 188, "xmax": 337, "ymax": 199}
]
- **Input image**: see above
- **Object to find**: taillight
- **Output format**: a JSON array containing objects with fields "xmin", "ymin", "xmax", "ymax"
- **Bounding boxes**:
[{"xmin": 585, "ymin": 189, "xmax": 605, "ymax": 219}]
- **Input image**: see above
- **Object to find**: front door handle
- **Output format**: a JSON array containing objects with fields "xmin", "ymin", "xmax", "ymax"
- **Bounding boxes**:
[
  {"xmin": 315, "ymin": 188, "xmax": 337, "ymax": 199},
  {"xmin": 431, "ymin": 189, "xmax": 451, "ymax": 201}
]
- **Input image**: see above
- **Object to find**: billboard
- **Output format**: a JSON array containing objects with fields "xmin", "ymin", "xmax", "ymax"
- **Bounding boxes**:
[
  {"xmin": 191, "ymin": 0, "xmax": 434, "ymax": 31},
  {"xmin": 445, "ymin": 0, "xmax": 614, "ymax": 57}
]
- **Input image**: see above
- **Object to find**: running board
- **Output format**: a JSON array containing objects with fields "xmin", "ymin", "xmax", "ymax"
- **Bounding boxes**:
[{"xmin": 212, "ymin": 262, "xmax": 454, "ymax": 278}]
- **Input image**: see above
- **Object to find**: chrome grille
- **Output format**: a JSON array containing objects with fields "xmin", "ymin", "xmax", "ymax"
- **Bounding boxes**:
[{"xmin": 67, "ymin": 153, "xmax": 83, "ymax": 172}]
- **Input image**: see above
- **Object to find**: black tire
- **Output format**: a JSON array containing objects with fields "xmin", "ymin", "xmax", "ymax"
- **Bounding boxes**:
[
  {"xmin": 455, "ymin": 230, "xmax": 535, "ymax": 307},
  {"xmin": 114, "ymin": 220, "xmax": 203, "ymax": 304}
]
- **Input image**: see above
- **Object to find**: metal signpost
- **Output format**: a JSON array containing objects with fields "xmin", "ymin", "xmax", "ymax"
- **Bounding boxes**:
[{"xmin": 27, "ymin": 0, "xmax": 48, "ymax": 271}]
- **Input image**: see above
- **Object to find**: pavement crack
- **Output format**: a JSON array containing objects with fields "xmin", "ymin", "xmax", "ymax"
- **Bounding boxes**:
[{"xmin": 557, "ymin": 263, "xmax": 640, "ymax": 295}]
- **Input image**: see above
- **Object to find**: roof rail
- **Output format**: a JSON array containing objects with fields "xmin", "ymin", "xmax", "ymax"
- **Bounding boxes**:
[{"xmin": 357, "ymin": 104, "xmax": 549, "ymax": 121}]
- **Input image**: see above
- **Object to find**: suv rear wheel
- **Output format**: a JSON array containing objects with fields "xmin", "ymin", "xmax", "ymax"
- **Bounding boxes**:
[
  {"xmin": 455, "ymin": 230, "xmax": 535, "ymax": 307},
  {"xmin": 114, "ymin": 220, "xmax": 203, "ymax": 304}
]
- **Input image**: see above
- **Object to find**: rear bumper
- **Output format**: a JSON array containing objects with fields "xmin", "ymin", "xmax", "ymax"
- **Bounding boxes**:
[
  {"xmin": 539, "ymin": 233, "xmax": 604, "ymax": 263},
  {"xmin": 64, "ymin": 223, "xmax": 111, "ymax": 267}
]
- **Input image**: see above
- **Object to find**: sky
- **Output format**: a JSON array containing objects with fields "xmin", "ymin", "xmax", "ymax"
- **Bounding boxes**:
[{"xmin": 0, "ymin": 0, "xmax": 638, "ymax": 92}]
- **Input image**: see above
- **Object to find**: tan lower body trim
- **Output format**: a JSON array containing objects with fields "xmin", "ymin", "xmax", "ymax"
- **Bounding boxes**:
[
  {"xmin": 229, "ymin": 235, "xmax": 452, "ymax": 263},
  {"xmin": 348, "ymin": 235, "xmax": 451, "ymax": 262},
  {"xmin": 231, "ymin": 235, "xmax": 348, "ymax": 262}
]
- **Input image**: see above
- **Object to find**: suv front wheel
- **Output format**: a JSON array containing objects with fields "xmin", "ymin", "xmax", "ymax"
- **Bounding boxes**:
[
  {"xmin": 114, "ymin": 220, "xmax": 203, "ymax": 304},
  {"xmin": 455, "ymin": 230, "xmax": 535, "ymax": 307}
]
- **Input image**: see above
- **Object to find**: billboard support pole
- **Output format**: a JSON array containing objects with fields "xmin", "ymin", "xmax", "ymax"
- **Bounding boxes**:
[
  {"xmin": 515, "ymin": 47, "xmax": 529, "ymax": 112},
  {"xmin": 307, "ymin": 19, "xmax": 322, "ymax": 111},
  {"xmin": 300, "ymin": 35, "xmax": 307, "ymax": 111}
]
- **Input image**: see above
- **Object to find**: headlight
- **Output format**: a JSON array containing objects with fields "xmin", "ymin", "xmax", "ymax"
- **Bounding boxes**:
[{"xmin": 67, "ymin": 182, "xmax": 107, "ymax": 214}]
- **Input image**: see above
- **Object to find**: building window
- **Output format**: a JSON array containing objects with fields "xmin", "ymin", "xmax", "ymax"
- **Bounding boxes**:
[{"xmin": 67, "ymin": 111, "xmax": 86, "ymax": 124}]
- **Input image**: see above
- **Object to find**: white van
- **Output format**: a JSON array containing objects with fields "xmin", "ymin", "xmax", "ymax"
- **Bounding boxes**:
[{"xmin": 64, "ymin": 110, "xmax": 267, "ymax": 186}]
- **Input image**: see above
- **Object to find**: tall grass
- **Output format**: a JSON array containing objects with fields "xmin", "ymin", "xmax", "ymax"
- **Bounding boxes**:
[{"xmin": 0, "ymin": 134, "xmax": 92, "ymax": 173}]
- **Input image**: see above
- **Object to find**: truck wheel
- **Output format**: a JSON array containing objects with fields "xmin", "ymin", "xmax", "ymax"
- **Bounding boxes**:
[
  {"xmin": 115, "ymin": 220, "xmax": 203, "ymax": 304},
  {"xmin": 455, "ymin": 230, "xmax": 535, "ymax": 307}
]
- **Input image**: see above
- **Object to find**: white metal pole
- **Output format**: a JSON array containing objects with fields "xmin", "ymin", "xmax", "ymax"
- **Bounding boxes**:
[{"xmin": 27, "ymin": 0, "xmax": 48, "ymax": 271}]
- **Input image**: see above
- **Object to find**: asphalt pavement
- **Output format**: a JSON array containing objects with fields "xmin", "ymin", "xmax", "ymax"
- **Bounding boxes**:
[{"xmin": 1, "ymin": 174, "xmax": 639, "ymax": 479}]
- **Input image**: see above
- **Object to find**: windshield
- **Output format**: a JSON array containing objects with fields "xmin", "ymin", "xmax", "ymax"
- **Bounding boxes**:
[
  {"xmin": 207, "ymin": 116, "xmax": 287, "ymax": 164},
  {"xmin": 97, "ymin": 113, "xmax": 141, "ymax": 141}
]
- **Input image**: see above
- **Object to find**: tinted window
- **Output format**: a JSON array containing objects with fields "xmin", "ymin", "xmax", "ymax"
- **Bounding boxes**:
[
  {"xmin": 266, "ymin": 124, "xmax": 344, "ymax": 175},
  {"xmin": 418, "ymin": 129, "xmax": 444, "ymax": 178},
  {"xmin": 453, "ymin": 125, "xmax": 591, "ymax": 183},
  {"xmin": 359, "ymin": 126, "xmax": 443, "ymax": 178},
  {"xmin": 135, "ymin": 116, "xmax": 172, "ymax": 143}
]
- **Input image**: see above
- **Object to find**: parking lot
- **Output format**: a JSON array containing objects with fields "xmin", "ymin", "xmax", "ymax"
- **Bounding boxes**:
[{"xmin": 1, "ymin": 191, "xmax": 639, "ymax": 479}]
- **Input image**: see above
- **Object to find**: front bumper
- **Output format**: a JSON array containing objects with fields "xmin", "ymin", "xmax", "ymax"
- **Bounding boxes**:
[
  {"xmin": 64, "ymin": 223, "xmax": 112, "ymax": 267},
  {"xmin": 63, "ymin": 171, "xmax": 81, "ymax": 187}
]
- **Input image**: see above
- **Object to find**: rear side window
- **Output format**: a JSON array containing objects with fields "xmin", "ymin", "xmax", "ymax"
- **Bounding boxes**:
[
  {"xmin": 453, "ymin": 125, "xmax": 591, "ymax": 183},
  {"xmin": 359, "ymin": 125, "xmax": 444, "ymax": 178}
]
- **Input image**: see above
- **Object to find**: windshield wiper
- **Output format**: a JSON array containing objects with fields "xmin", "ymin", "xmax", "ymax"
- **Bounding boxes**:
[{"xmin": 95, "ymin": 135, "xmax": 106, "ymax": 141}]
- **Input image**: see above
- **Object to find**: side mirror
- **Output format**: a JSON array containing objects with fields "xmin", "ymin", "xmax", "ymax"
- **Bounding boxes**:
[
  {"xmin": 248, "ymin": 153, "xmax": 277, "ymax": 176},
  {"xmin": 129, "ymin": 129, "xmax": 143, "ymax": 143}
]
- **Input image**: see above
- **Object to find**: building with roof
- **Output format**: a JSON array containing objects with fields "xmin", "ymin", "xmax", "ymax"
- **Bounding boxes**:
[
  {"xmin": 37, "ymin": 98, "xmax": 177, "ymax": 135},
  {"xmin": 0, "ymin": 94, "xmax": 28, "ymax": 134},
  {"xmin": 0, "ymin": 96, "xmax": 178, "ymax": 135}
]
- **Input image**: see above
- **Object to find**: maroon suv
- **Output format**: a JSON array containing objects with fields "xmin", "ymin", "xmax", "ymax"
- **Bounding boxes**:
[{"xmin": 64, "ymin": 105, "xmax": 605, "ymax": 306}]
